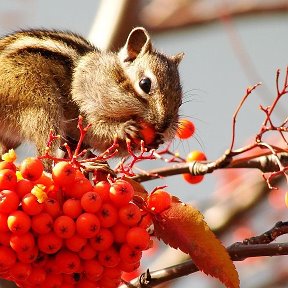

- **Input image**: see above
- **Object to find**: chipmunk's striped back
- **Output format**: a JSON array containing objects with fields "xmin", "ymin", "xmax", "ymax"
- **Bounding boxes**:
[{"xmin": 0, "ymin": 29, "xmax": 96, "ymax": 65}]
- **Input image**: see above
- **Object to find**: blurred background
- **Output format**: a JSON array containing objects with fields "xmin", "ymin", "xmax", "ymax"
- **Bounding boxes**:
[{"xmin": 0, "ymin": 0, "xmax": 288, "ymax": 287}]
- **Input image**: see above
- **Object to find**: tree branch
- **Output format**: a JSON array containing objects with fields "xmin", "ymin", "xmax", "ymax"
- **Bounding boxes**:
[{"xmin": 119, "ymin": 222, "xmax": 288, "ymax": 288}]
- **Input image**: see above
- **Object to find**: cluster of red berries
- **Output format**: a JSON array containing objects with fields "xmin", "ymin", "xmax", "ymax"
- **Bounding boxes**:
[{"xmin": 0, "ymin": 151, "xmax": 160, "ymax": 288}]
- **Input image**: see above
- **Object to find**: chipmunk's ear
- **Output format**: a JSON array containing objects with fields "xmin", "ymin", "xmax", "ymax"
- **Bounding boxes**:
[
  {"xmin": 119, "ymin": 27, "xmax": 152, "ymax": 62},
  {"xmin": 171, "ymin": 52, "xmax": 184, "ymax": 66}
]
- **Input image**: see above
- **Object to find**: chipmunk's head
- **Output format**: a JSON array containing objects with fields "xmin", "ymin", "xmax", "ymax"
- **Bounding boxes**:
[
  {"xmin": 72, "ymin": 27, "xmax": 183, "ymax": 153},
  {"xmin": 118, "ymin": 27, "xmax": 184, "ymax": 147}
]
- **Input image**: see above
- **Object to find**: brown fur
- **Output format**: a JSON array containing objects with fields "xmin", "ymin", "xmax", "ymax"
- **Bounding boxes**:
[{"xmin": 0, "ymin": 27, "xmax": 183, "ymax": 158}]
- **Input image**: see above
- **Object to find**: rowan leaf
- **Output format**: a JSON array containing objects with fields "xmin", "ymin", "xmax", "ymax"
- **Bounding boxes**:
[{"xmin": 152, "ymin": 200, "xmax": 240, "ymax": 288}]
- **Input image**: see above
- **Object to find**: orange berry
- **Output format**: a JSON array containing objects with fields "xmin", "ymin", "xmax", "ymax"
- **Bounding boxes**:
[
  {"xmin": 0, "ymin": 246, "xmax": 17, "ymax": 271},
  {"xmin": 38, "ymin": 232, "xmax": 63, "ymax": 254},
  {"xmin": 0, "ymin": 169, "xmax": 17, "ymax": 190},
  {"xmin": 186, "ymin": 150, "xmax": 207, "ymax": 162},
  {"xmin": 63, "ymin": 198, "xmax": 82, "ymax": 219},
  {"xmin": 93, "ymin": 181, "xmax": 110, "ymax": 201},
  {"xmin": 176, "ymin": 119, "xmax": 195, "ymax": 139},
  {"xmin": 76, "ymin": 213, "xmax": 100, "ymax": 238},
  {"xmin": 81, "ymin": 191, "xmax": 102, "ymax": 213},
  {"xmin": 26, "ymin": 266, "xmax": 46, "ymax": 285},
  {"xmin": 68, "ymin": 176, "xmax": 92, "ymax": 199},
  {"xmin": 183, "ymin": 150, "xmax": 207, "ymax": 184},
  {"xmin": 65, "ymin": 234, "xmax": 87, "ymax": 252},
  {"xmin": 89, "ymin": 228, "xmax": 114, "ymax": 251},
  {"xmin": 52, "ymin": 161, "xmax": 76, "ymax": 186},
  {"xmin": 119, "ymin": 202, "xmax": 141, "ymax": 226},
  {"xmin": 7, "ymin": 210, "xmax": 31, "ymax": 235},
  {"xmin": 109, "ymin": 179, "xmax": 134, "ymax": 207},
  {"xmin": 111, "ymin": 223, "xmax": 129, "ymax": 244},
  {"xmin": 16, "ymin": 179, "xmax": 34, "ymax": 199},
  {"xmin": 147, "ymin": 189, "xmax": 172, "ymax": 213},
  {"xmin": 10, "ymin": 232, "xmax": 35, "ymax": 253},
  {"xmin": 22, "ymin": 193, "xmax": 44, "ymax": 215},
  {"xmin": 43, "ymin": 198, "xmax": 61, "ymax": 218},
  {"xmin": 97, "ymin": 202, "xmax": 118, "ymax": 228},
  {"xmin": 126, "ymin": 227, "xmax": 150, "ymax": 250},
  {"xmin": 0, "ymin": 161, "xmax": 16, "ymax": 172},
  {"xmin": 139, "ymin": 121, "xmax": 156, "ymax": 145},
  {"xmin": 31, "ymin": 212, "xmax": 53, "ymax": 234},
  {"xmin": 78, "ymin": 243, "xmax": 97, "ymax": 260},
  {"xmin": 9, "ymin": 261, "xmax": 32, "ymax": 282},
  {"xmin": 119, "ymin": 244, "xmax": 142, "ymax": 264},
  {"xmin": 55, "ymin": 250, "xmax": 81, "ymax": 274},
  {"xmin": 98, "ymin": 247, "xmax": 120, "ymax": 268},
  {"xmin": 0, "ymin": 189, "xmax": 20, "ymax": 213},
  {"xmin": 20, "ymin": 157, "xmax": 44, "ymax": 181},
  {"xmin": 83, "ymin": 259, "xmax": 104, "ymax": 281},
  {"xmin": 54, "ymin": 215, "xmax": 76, "ymax": 239},
  {"xmin": 17, "ymin": 246, "xmax": 38, "ymax": 264}
]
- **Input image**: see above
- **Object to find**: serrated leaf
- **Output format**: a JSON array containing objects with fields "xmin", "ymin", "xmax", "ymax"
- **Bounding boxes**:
[{"xmin": 152, "ymin": 201, "xmax": 240, "ymax": 288}]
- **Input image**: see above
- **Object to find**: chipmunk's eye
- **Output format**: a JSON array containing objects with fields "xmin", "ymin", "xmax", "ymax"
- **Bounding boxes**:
[{"xmin": 139, "ymin": 77, "xmax": 151, "ymax": 94}]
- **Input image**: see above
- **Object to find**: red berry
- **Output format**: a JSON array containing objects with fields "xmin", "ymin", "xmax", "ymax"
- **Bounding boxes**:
[
  {"xmin": 78, "ymin": 243, "xmax": 97, "ymax": 260},
  {"xmin": 26, "ymin": 266, "xmax": 46, "ymax": 285},
  {"xmin": 54, "ymin": 215, "xmax": 76, "ymax": 239},
  {"xmin": 109, "ymin": 180, "xmax": 134, "ymax": 207},
  {"xmin": 55, "ymin": 250, "xmax": 81, "ymax": 274},
  {"xmin": 43, "ymin": 198, "xmax": 61, "ymax": 218},
  {"xmin": 31, "ymin": 212, "xmax": 53, "ymax": 234},
  {"xmin": 65, "ymin": 234, "xmax": 87, "ymax": 252},
  {"xmin": 52, "ymin": 161, "xmax": 76, "ymax": 186},
  {"xmin": 119, "ymin": 244, "xmax": 142, "ymax": 264},
  {"xmin": 10, "ymin": 232, "xmax": 35, "ymax": 253},
  {"xmin": 137, "ymin": 121, "xmax": 156, "ymax": 145},
  {"xmin": 63, "ymin": 198, "xmax": 82, "ymax": 219},
  {"xmin": 176, "ymin": 119, "xmax": 195, "ymax": 139},
  {"xmin": 68, "ymin": 176, "xmax": 92, "ymax": 199},
  {"xmin": 111, "ymin": 223, "xmax": 129, "ymax": 244},
  {"xmin": 126, "ymin": 227, "xmax": 150, "ymax": 250},
  {"xmin": 93, "ymin": 181, "xmax": 110, "ymax": 201},
  {"xmin": 97, "ymin": 202, "xmax": 118, "ymax": 228},
  {"xmin": 7, "ymin": 210, "xmax": 31, "ymax": 235},
  {"xmin": 83, "ymin": 259, "xmax": 104, "ymax": 281},
  {"xmin": 183, "ymin": 150, "xmax": 207, "ymax": 184},
  {"xmin": 98, "ymin": 247, "xmax": 120, "ymax": 268},
  {"xmin": 0, "ymin": 169, "xmax": 17, "ymax": 190},
  {"xmin": 17, "ymin": 246, "xmax": 38, "ymax": 264},
  {"xmin": 0, "ymin": 246, "xmax": 17, "ymax": 271},
  {"xmin": 0, "ymin": 189, "xmax": 20, "ymax": 213},
  {"xmin": 20, "ymin": 157, "xmax": 44, "ymax": 181},
  {"xmin": 38, "ymin": 232, "xmax": 63, "ymax": 254},
  {"xmin": 22, "ymin": 193, "xmax": 44, "ymax": 215},
  {"xmin": 76, "ymin": 213, "xmax": 100, "ymax": 238},
  {"xmin": 81, "ymin": 191, "xmax": 102, "ymax": 213},
  {"xmin": 0, "ymin": 161, "xmax": 16, "ymax": 172},
  {"xmin": 119, "ymin": 202, "xmax": 141, "ymax": 226},
  {"xmin": 89, "ymin": 228, "xmax": 114, "ymax": 251},
  {"xmin": 147, "ymin": 189, "xmax": 172, "ymax": 213},
  {"xmin": 0, "ymin": 213, "xmax": 9, "ymax": 232},
  {"xmin": 9, "ymin": 261, "xmax": 32, "ymax": 281},
  {"xmin": 16, "ymin": 179, "xmax": 34, "ymax": 199}
]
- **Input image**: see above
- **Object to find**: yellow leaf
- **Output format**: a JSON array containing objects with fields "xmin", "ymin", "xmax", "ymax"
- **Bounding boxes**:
[
  {"xmin": 2, "ymin": 149, "xmax": 17, "ymax": 162},
  {"xmin": 31, "ymin": 184, "xmax": 48, "ymax": 203}
]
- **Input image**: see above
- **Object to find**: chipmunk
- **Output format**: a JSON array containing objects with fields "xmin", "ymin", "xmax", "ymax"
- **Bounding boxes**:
[{"xmin": 0, "ymin": 27, "xmax": 183, "ymax": 160}]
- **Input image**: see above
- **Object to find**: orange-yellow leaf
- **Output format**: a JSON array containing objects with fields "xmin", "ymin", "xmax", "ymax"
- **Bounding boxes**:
[{"xmin": 152, "ymin": 201, "xmax": 240, "ymax": 288}]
